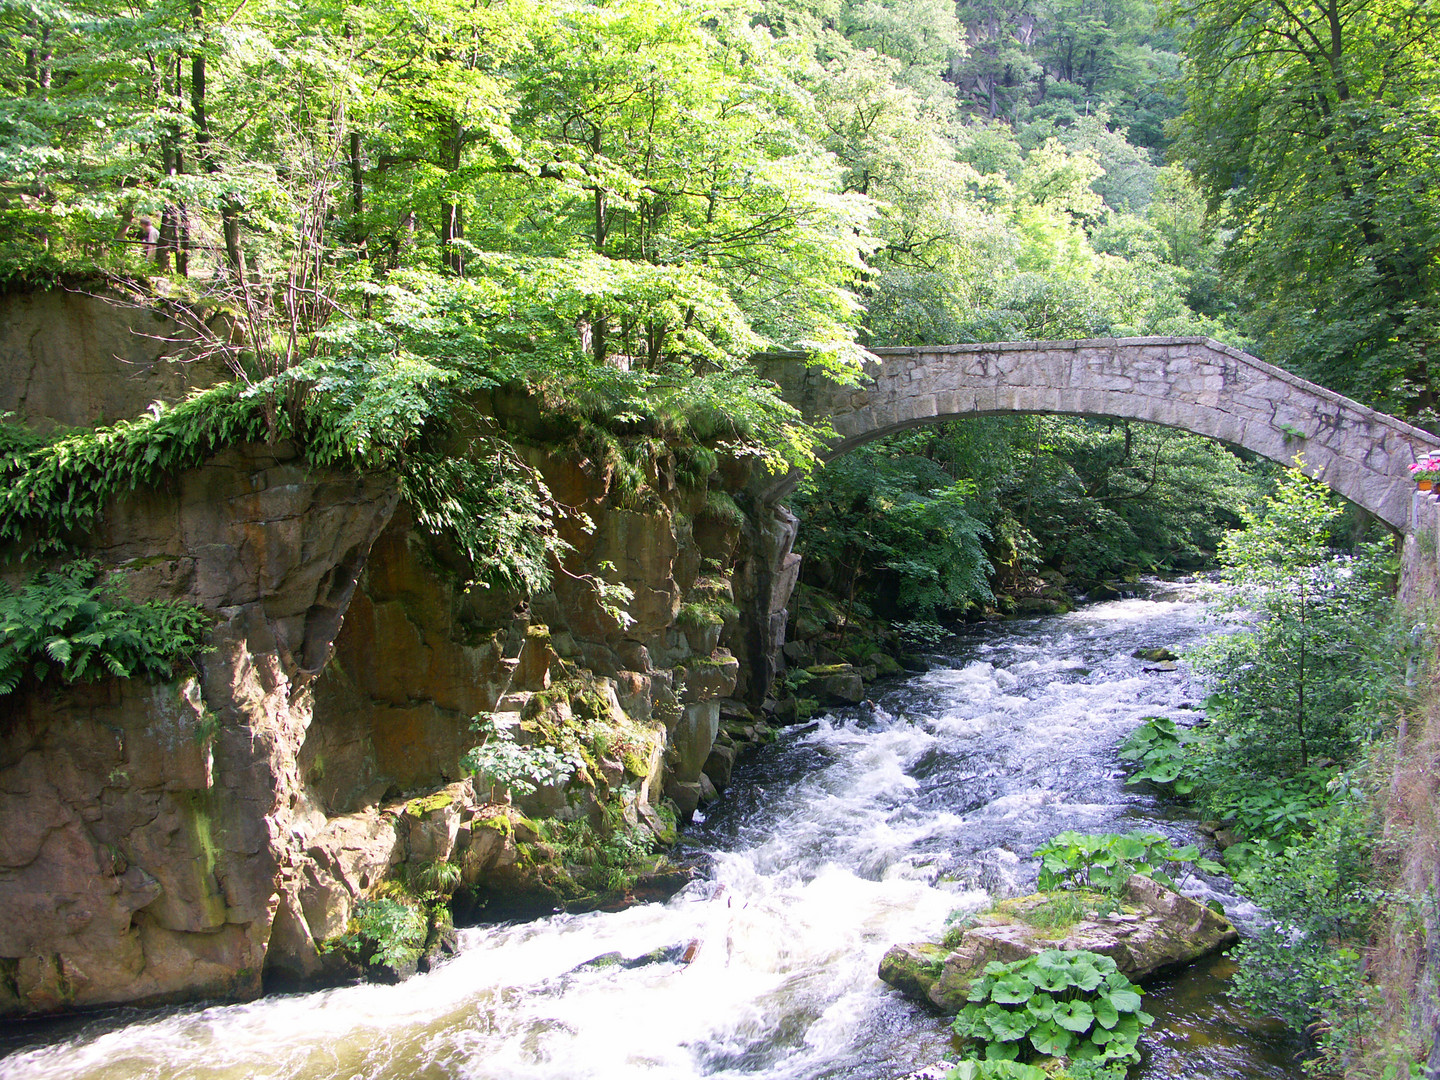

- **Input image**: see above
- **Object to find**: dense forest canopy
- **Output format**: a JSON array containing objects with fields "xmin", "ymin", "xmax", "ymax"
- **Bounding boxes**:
[{"xmin": 0, "ymin": 0, "xmax": 1434, "ymax": 613}]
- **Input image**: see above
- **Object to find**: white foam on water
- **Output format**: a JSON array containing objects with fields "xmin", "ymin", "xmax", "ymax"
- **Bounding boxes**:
[{"xmin": 2, "ymin": 584, "xmax": 1283, "ymax": 1080}]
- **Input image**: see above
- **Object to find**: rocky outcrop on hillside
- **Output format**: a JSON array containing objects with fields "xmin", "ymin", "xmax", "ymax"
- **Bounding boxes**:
[{"xmin": 0, "ymin": 288, "xmax": 803, "ymax": 1015}]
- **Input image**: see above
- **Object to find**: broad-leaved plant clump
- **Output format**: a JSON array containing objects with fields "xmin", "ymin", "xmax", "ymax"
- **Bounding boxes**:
[
  {"xmin": 1034, "ymin": 830, "xmax": 1223, "ymax": 894},
  {"xmin": 951, "ymin": 949, "xmax": 1153, "ymax": 1070},
  {"xmin": 461, "ymin": 715, "xmax": 585, "ymax": 801},
  {"xmin": 336, "ymin": 898, "xmax": 427, "ymax": 969},
  {"xmin": 1118, "ymin": 717, "xmax": 1195, "ymax": 794}
]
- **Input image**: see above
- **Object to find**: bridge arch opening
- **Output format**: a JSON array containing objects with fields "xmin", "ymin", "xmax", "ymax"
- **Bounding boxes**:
[{"xmin": 759, "ymin": 337, "xmax": 1440, "ymax": 531}]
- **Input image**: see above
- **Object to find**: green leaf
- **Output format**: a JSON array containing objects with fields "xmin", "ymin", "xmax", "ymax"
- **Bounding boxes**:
[
  {"xmin": 991, "ymin": 973, "xmax": 1034, "ymax": 1004},
  {"xmin": 1107, "ymin": 986, "xmax": 1143, "ymax": 1013},
  {"xmin": 984, "ymin": 1040, "xmax": 1020, "ymax": 1062},
  {"xmin": 982, "ymin": 1003, "xmax": 1032, "ymax": 1042},
  {"xmin": 1025, "ymin": 993, "xmax": 1057, "ymax": 1022},
  {"xmin": 1068, "ymin": 960, "xmax": 1104, "ymax": 992},
  {"xmin": 1028, "ymin": 1020, "xmax": 1075, "ymax": 1057},
  {"xmin": 1054, "ymin": 998, "xmax": 1096, "ymax": 1032}
]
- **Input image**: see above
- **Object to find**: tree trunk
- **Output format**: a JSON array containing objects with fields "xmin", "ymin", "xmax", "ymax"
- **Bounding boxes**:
[
  {"xmin": 190, "ymin": 12, "xmax": 244, "ymax": 277},
  {"xmin": 439, "ymin": 118, "xmax": 464, "ymax": 275},
  {"xmin": 349, "ymin": 130, "xmax": 367, "ymax": 258}
]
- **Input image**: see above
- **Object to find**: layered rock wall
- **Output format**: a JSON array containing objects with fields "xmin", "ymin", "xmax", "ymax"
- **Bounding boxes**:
[
  {"xmin": 0, "ymin": 442, "xmax": 400, "ymax": 1010},
  {"xmin": 0, "ymin": 288, "xmax": 802, "ymax": 1014}
]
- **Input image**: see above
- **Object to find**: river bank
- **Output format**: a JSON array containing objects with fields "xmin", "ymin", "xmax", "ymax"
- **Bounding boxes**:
[{"xmin": 0, "ymin": 584, "xmax": 1304, "ymax": 1079}]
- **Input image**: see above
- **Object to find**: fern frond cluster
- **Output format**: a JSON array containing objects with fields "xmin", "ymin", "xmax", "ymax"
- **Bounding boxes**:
[{"xmin": 0, "ymin": 560, "xmax": 210, "ymax": 695}]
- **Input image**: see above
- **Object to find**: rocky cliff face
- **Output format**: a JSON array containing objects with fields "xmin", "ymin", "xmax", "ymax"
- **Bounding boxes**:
[{"xmin": 0, "ymin": 288, "xmax": 802, "ymax": 1015}]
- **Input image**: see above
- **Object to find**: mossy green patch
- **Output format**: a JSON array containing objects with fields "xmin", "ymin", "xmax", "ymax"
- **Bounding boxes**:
[
  {"xmin": 700, "ymin": 489, "xmax": 744, "ymax": 526},
  {"xmin": 176, "ymin": 790, "xmax": 228, "ymax": 928},
  {"xmin": 404, "ymin": 791, "xmax": 455, "ymax": 817},
  {"xmin": 991, "ymin": 889, "xmax": 1113, "ymax": 937},
  {"xmin": 476, "ymin": 814, "xmax": 513, "ymax": 836}
]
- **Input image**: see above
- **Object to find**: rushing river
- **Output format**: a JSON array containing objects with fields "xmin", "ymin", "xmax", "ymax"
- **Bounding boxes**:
[{"xmin": 0, "ymin": 583, "xmax": 1302, "ymax": 1080}]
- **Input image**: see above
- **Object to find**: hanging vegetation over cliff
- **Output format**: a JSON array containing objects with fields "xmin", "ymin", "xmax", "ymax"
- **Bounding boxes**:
[{"xmin": 0, "ymin": 0, "xmax": 1265, "ymax": 628}]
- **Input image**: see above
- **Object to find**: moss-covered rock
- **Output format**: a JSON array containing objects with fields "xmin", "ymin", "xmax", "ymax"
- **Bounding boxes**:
[
  {"xmin": 877, "ymin": 941, "xmax": 951, "ymax": 1007},
  {"xmin": 881, "ymin": 878, "xmax": 1240, "ymax": 1014},
  {"xmin": 806, "ymin": 664, "xmax": 865, "ymax": 704},
  {"xmin": 870, "ymin": 652, "xmax": 904, "ymax": 677}
]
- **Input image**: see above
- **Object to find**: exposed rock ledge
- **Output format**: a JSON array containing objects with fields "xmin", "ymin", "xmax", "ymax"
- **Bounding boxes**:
[
  {"xmin": 0, "ymin": 290, "xmax": 809, "ymax": 1016},
  {"xmin": 879, "ymin": 876, "xmax": 1239, "ymax": 1014}
]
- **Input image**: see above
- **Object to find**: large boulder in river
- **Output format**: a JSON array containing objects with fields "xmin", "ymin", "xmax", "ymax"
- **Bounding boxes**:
[
  {"xmin": 807, "ymin": 663, "xmax": 865, "ymax": 704},
  {"xmin": 880, "ymin": 876, "xmax": 1238, "ymax": 1014}
]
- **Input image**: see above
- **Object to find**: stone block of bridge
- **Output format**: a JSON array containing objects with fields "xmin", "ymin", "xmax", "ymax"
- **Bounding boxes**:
[{"xmin": 756, "ymin": 337, "xmax": 1440, "ymax": 530}]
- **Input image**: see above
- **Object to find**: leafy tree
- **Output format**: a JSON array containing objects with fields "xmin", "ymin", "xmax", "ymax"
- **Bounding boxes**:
[
  {"xmin": 790, "ymin": 439, "xmax": 993, "ymax": 622},
  {"xmin": 1189, "ymin": 463, "xmax": 1397, "ymax": 773},
  {"xmin": 793, "ymin": 416, "xmax": 1261, "ymax": 622},
  {"xmin": 1229, "ymin": 797, "xmax": 1380, "ymax": 1067},
  {"xmin": 1169, "ymin": 0, "xmax": 1440, "ymax": 414}
]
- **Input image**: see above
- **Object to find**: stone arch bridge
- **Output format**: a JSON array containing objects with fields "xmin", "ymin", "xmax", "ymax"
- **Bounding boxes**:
[{"xmin": 758, "ymin": 336, "xmax": 1440, "ymax": 531}]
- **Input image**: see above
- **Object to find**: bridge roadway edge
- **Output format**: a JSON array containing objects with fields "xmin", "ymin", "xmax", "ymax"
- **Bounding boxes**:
[{"xmin": 754, "ymin": 336, "xmax": 1440, "ymax": 532}]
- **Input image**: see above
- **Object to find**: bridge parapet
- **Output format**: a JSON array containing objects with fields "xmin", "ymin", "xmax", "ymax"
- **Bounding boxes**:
[{"xmin": 756, "ymin": 336, "xmax": 1440, "ymax": 530}]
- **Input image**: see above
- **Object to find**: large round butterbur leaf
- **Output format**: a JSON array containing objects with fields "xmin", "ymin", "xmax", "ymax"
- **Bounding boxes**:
[
  {"xmin": 1022, "ymin": 964, "xmax": 1071, "ymax": 993},
  {"xmin": 952, "ymin": 1008, "xmax": 988, "ymax": 1040},
  {"xmin": 1028, "ymin": 1020, "xmax": 1075, "ymax": 1057},
  {"xmin": 1025, "ymin": 992, "xmax": 1057, "ymax": 1022},
  {"xmin": 1103, "ymin": 1014, "xmax": 1144, "ymax": 1062},
  {"xmin": 1092, "ymin": 994, "xmax": 1120, "ymax": 1029},
  {"xmin": 1054, "ymin": 998, "xmax": 1096, "ymax": 1033},
  {"xmin": 969, "ymin": 975, "xmax": 997, "ymax": 1002},
  {"xmin": 983, "ymin": 1003, "xmax": 1032, "ymax": 1042},
  {"xmin": 1110, "ymin": 1013, "xmax": 1142, "ymax": 1042},
  {"xmin": 1137, "ymin": 761, "xmax": 1181, "ymax": 782},
  {"xmin": 1106, "ymin": 985, "xmax": 1143, "ymax": 1012},
  {"xmin": 1068, "ymin": 960, "xmax": 1104, "ymax": 992},
  {"xmin": 991, "ymin": 973, "xmax": 1034, "ymax": 1004},
  {"xmin": 984, "ymin": 1039, "xmax": 1020, "ymax": 1061},
  {"xmin": 1111, "ymin": 834, "xmax": 1148, "ymax": 860},
  {"xmin": 1091, "ymin": 954, "xmax": 1120, "ymax": 975}
]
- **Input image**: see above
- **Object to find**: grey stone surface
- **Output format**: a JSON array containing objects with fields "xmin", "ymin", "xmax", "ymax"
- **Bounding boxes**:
[{"xmin": 758, "ymin": 337, "xmax": 1440, "ymax": 530}]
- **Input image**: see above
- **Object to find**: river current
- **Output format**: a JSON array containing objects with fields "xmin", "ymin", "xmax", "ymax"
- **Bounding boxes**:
[{"xmin": 0, "ymin": 583, "xmax": 1301, "ymax": 1080}]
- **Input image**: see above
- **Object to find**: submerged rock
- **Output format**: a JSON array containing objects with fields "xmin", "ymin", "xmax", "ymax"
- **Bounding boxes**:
[
  {"xmin": 1132, "ymin": 647, "xmax": 1179, "ymax": 662},
  {"xmin": 880, "ymin": 876, "xmax": 1238, "ymax": 1014}
]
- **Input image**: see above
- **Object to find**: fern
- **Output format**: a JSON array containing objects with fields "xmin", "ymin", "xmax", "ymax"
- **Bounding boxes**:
[{"xmin": 0, "ymin": 560, "xmax": 210, "ymax": 694}]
